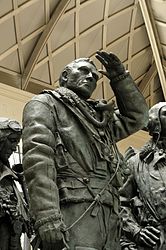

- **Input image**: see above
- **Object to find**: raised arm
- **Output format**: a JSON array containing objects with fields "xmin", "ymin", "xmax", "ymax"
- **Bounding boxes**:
[{"xmin": 96, "ymin": 51, "xmax": 148, "ymax": 141}]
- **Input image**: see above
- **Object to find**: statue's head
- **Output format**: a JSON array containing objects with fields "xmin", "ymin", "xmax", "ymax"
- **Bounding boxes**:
[
  {"xmin": 0, "ymin": 117, "xmax": 22, "ymax": 163},
  {"xmin": 148, "ymin": 102, "xmax": 166, "ymax": 140},
  {"xmin": 59, "ymin": 58, "xmax": 99, "ymax": 99}
]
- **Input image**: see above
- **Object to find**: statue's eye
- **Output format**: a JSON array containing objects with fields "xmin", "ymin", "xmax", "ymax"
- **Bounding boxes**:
[
  {"xmin": 92, "ymin": 73, "xmax": 99, "ymax": 81},
  {"xmin": 79, "ymin": 66, "xmax": 89, "ymax": 75}
]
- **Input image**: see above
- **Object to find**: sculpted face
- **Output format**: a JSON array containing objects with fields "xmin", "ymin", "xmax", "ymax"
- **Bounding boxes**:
[
  {"xmin": 64, "ymin": 60, "xmax": 99, "ymax": 99},
  {"xmin": 160, "ymin": 105, "xmax": 166, "ymax": 138},
  {"xmin": 0, "ymin": 132, "xmax": 21, "ymax": 163}
]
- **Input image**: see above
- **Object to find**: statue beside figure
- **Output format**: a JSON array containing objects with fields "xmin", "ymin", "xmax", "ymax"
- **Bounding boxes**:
[
  {"xmin": 0, "ymin": 117, "xmax": 31, "ymax": 250},
  {"xmin": 22, "ymin": 51, "xmax": 148, "ymax": 250},
  {"xmin": 120, "ymin": 102, "xmax": 166, "ymax": 250}
]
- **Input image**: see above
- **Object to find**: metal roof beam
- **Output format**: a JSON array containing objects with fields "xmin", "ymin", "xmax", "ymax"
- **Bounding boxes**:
[
  {"xmin": 22, "ymin": 0, "xmax": 71, "ymax": 90},
  {"xmin": 139, "ymin": 62, "xmax": 157, "ymax": 94},
  {"xmin": 139, "ymin": 0, "xmax": 166, "ymax": 100}
]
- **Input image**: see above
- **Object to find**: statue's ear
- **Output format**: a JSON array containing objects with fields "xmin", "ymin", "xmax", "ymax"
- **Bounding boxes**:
[
  {"xmin": 59, "ymin": 68, "xmax": 70, "ymax": 86},
  {"xmin": 61, "ymin": 71, "xmax": 68, "ymax": 83}
]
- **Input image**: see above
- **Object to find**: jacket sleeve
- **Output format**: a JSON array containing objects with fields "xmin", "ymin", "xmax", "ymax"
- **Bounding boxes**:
[
  {"xmin": 22, "ymin": 94, "xmax": 61, "ymax": 226},
  {"xmin": 110, "ymin": 74, "xmax": 149, "ymax": 141}
]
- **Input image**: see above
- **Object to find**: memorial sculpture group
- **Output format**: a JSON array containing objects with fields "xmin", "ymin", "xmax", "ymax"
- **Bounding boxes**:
[{"xmin": 2, "ymin": 50, "xmax": 166, "ymax": 250}]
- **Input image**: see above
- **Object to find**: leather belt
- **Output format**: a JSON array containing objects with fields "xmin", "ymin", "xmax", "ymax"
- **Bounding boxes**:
[{"xmin": 57, "ymin": 176, "xmax": 119, "ymax": 196}]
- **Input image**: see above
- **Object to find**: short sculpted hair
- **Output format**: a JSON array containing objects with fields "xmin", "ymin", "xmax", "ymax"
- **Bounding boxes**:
[{"xmin": 59, "ymin": 58, "xmax": 97, "ymax": 87}]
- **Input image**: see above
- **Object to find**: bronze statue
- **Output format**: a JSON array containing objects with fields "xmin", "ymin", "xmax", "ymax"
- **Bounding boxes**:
[
  {"xmin": 0, "ymin": 117, "xmax": 31, "ymax": 250},
  {"xmin": 22, "ymin": 51, "xmax": 148, "ymax": 250},
  {"xmin": 120, "ymin": 102, "xmax": 166, "ymax": 250}
]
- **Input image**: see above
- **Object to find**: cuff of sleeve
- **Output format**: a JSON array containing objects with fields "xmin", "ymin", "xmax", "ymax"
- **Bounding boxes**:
[
  {"xmin": 34, "ymin": 213, "xmax": 62, "ymax": 230},
  {"xmin": 110, "ymin": 71, "xmax": 130, "ymax": 84}
]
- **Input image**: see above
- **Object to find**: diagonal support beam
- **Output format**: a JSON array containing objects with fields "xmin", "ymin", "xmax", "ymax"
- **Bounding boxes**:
[
  {"xmin": 139, "ymin": 62, "xmax": 157, "ymax": 94},
  {"xmin": 139, "ymin": 0, "xmax": 166, "ymax": 100},
  {"xmin": 22, "ymin": 0, "xmax": 71, "ymax": 90}
]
